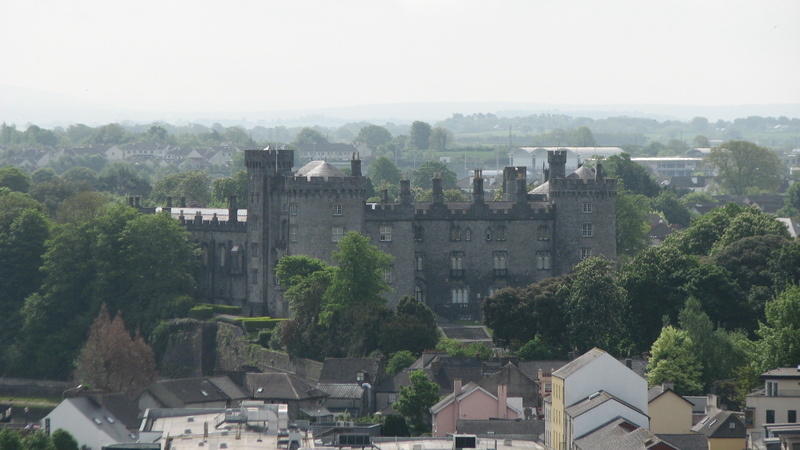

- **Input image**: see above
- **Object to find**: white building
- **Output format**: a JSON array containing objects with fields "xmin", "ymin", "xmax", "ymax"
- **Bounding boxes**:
[{"xmin": 746, "ymin": 367, "xmax": 800, "ymax": 431}]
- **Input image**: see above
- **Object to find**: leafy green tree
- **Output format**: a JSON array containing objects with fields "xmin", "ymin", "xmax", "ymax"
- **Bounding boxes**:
[
  {"xmin": 24, "ymin": 124, "xmax": 59, "ymax": 146},
  {"xmin": 710, "ymin": 209, "xmax": 790, "ymax": 254},
  {"xmin": 393, "ymin": 370, "xmax": 440, "ymax": 434},
  {"xmin": 647, "ymin": 326, "xmax": 703, "ymax": 395},
  {"xmin": 211, "ymin": 170, "xmax": 248, "ymax": 207},
  {"xmin": 56, "ymin": 191, "xmax": 109, "ymax": 224},
  {"xmin": 379, "ymin": 297, "xmax": 439, "ymax": 355},
  {"xmin": 785, "ymin": 182, "xmax": 800, "ymax": 211},
  {"xmin": 566, "ymin": 257, "xmax": 628, "ymax": 353},
  {"xmin": 570, "ymin": 126, "xmax": 596, "ymax": 147},
  {"xmin": 693, "ymin": 135, "xmax": 710, "ymax": 147},
  {"xmin": 651, "ymin": 190, "xmax": 692, "ymax": 228},
  {"xmin": 65, "ymin": 124, "xmax": 95, "ymax": 145},
  {"xmin": 61, "ymin": 167, "xmax": 100, "ymax": 188},
  {"xmin": 682, "ymin": 191, "xmax": 716, "ymax": 205},
  {"xmin": 386, "ymin": 350, "xmax": 417, "ymax": 377},
  {"xmin": 615, "ymin": 189, "xmax": 651, "ymax": 257},
  {"xmin": 678, "ymin": 297, "xmax": 749, "ymax": 391},
  {"xmin": 50, "ymin": 429, "xmax": 79, "ymax": 450},
  {"xmin": 751, "ymin": 285, "xmax": 800, "ymax": 372},
  {"xmin": 411, "ymin": 161, "xmax": 457, "ymax": 190},
  {"xmin": 0, "ymin": 428, "xmax": 23, "ymax": 450},
  {"xmin": 98, "ymin": 162, "xmax": 151, "ymax": 197},
  {"xmin": 603, "ymin": 153, "xmax": 660, "ymax": 197},
  {"xmin": 516, "ymin": 335, "xmax": 565, "ymax": 360},
  {"xmin": 150, "ymin": 171, "xmax": 211, "ymax": 207},
  {"xmin": 0, "ymin": 190, "xmax": 48, "ymax": 363},
  {"xmin": 0, "ymin": 166, "xmax": 31, "ymax": 193},
  {"xmin": 87, "ymin": 123, "xmax": 130, "ymax": 145},
  {"xmin": 707, "ymin": 141, "xmax": 782, "ymax": 195},
  {"xmin": 429, "ymin": 127, "xmax": 453, "ymax": 151},
  {"xmin": 381, "ymin": 414, "xmax": 410, "ymax": 437},
  {"xmin": 293, "ymin": 127, "xmax": 328, "ymax": 145},
  {"xmin": 355, "ymin": 125, "xmax": 392, "ymax": 149},
  {"xmin": 32, "ymin": 168, "xmax": 58, "ymax": 184},
  {"xmin": 368, "ymin": 156, "xmax": 402, "ymax": 187},
  {"xmin": 667, "ymin": 203, "xmax": 746, "ymax": 256},
  {"xmin": 409, "ymin": 121, "xmax": 432, "ymax": 150},
  {"xmin": 21, "ymin": 430, "xmax": 55, "ymax": 450},
  {"xmin": 74, "ymin": 304, "xmax": 157, "ymax": 395}
]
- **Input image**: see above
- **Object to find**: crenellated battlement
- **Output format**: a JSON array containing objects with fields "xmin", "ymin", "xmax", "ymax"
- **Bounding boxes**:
[
  {"xmin": 549, "ymin": 177, "xmax": 617, "ymax": 197},
  {"xmin": 244, "ymin": 148, "xmax": 294, "ymax": 172}
]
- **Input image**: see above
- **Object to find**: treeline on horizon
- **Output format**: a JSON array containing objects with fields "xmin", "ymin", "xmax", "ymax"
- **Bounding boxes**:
[{"xmin": 2, "ymin": 112, "xmax": 799, "ymax": 153}]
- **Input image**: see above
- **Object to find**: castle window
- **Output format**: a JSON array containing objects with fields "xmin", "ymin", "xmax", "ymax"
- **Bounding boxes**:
[
  {"xmin": 282, "ymin": 203, "xmax": 288, "ymax": 212},
  {"xmin": 251, "ymin": 243, "xmax": 259, "ymax": 258},
  {"xmin": 450, "ymin": 252, "xmax": 464, "ymax": 277},
  {"xmin": 332, "ymin": 226, "xmax": 344, "ymax": 242},
  {"xmin": 415, "ymin": 253, "xmax": 424, "ymax": 271},
  {"xmin": 581, "ymin": 248, "xmax": 592, "ymax": 260},
  {"xmin": 218, "ymin": 244, "xmax": 227, "ymax": 267},
  {"xmin": 333, "ymin": 204, "xmax": 342, "ymax": 216},
  {"xmin": 539, "ymin": 226, "xmax": 550, "ymax": 240},
  {"xmin": 451, "ymin": 287, "xmax": 469, "ymax": 304},
  {"xmin": 290, "ymin": 225, "xmax": 298, "ymax": 242},
  {"xmin": 486, "ymin": 228, "xmax": 492, "ymax": 240},
  {"xmin": 536, "ymin": 251, "xmax": 551, "ymax": 270},
  {"xmin": 493, "ymin": 252, "xmax": 507, "ymax": 276},
  {"xmin": 290, "ymin": 204, "xmax": 298, "ymax": 215},
  {"xmin": 450, "ymin": 225, "xmax": 461, "ymax": 241},
  {"xmin": 496, "ymin": 225, "xmax": 506, "ymax": 240},
  {"xmin": 251, "ymin": 269, "xmax": 258, "ymax": 284},
  {"xmin": 380, "ymin": 226, "xmax": 392, "ymax": 242},
  {"xmin": 250, "ymin": 215, "xmax": 258, "ymax": 231},
  {"xmin": 414, "ymin": 225, "xmax": 424, "ymax": 242},
  {"xmin": 415, "ymin": 285, "xmax": 425, "ymax": 303},
  {"xmin": 231, "ymin": 245, "xmax": 243, "ymax": 274},
  {"xmin": 582, "ymin": 202, "xmax": 593, "ymax": 213},
  {"xmin": 582, "ymin": 223, "xmax": 594, "ymax": 237},
  {"xmin": 383, "ymin": 268, "xmax": 393, "ymax": 284},
  {"xmin": 465, "ymin": 228, "xmax": 472, "ymax": 241}
]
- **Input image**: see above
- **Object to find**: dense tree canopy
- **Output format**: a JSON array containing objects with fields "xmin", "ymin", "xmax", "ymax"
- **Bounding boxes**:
[
  {"xmin": 368, "ymin": 156, "xmax": 402, "ymax": 188},
  {"xmin": 355, "ymin": 125, "xmax": 392, "ymax": 149},
  {"xmin": 647, "ymin": 326, "xmax": 703, "ymax": 395},
  {"xmin": 409, "ymin": 121, "xmax": 432, "ymax": 150},
  {"xmin": 707, "ymin": 141, "xmax": 782, "ymax": 195},
  {"xmin": 393, "ymin": 370, "xmax": 440, "ymax": 434},
  {"xmin": 411, "ymin": 160, "xmax": 457, "ymax": 190}
]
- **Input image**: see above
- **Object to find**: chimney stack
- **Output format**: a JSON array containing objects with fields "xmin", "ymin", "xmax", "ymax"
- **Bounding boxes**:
[
  {"xmin": 473, "ymin": 169, "xmax": 484, "ymax": 205},
  {"xmin": 351, "ymin": 152, "xmax": 362, "ymax": 177},
  {"xmin": 228, "ymin": 195, "xmax": 238, "ymax": 223},
  {"xmin": 498, "ymin": 383, "xmax": 508, "ymax": 419},
  {"xmin": 432, "ymin": 176, "xmax": 444, "ymax": 204},
  {"xmin": 399, "ymin": 179, "xmax": 412, "ymax": 205}
]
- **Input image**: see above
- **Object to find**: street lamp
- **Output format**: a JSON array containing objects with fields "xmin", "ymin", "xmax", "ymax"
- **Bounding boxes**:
[{"xmin": 62, "ymin": 384, "xmax": 84, "ymax": 400}]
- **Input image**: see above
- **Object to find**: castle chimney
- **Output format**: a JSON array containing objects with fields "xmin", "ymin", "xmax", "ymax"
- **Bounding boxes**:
[
  {"xmin": 351, "ymin": 152, "xmax": 362, "ymax": 177},
  {"xmin": 432, "ymin": 176, "xmax": 444, "ymax": 204},
  {"xmin": 399, "ymin": 179, "xmax": 412, "ymax": 205},
  {"xmin": 596, "ymin": 163, "xmax": 604, "ymax": 180},
  {"xmin": 502, "ymin": 167, "xmax": 517, "ymax": 201},
  {"xmin": 134, "ymin": 196, "xmax": 140, "ymax": 208},
  {"xmin": 166, "ymin": 196, "xmax": 173, "ymax": 208},
  {"xmin": 498, "ymin": 383, "xmax": 508, "ymax": 419},
  {"xmin": 180, "ymin": 197, "xmax": 187, "ymax": 208},
  {"xmin": 548, "ymin": 151, "xmax": 567, "ymax": 179},
  {"xmin": 228, "ymin": 195, "xmax": 238, "ymax": 223},
  {"xmin": 516, "ymin": 168, "xmax": 527, "ymax": 203},
  {"xmin": 380, "ymin": 184, "xmax": 389, "ymax": 204},
  {"xmin": 473, "ymin": 169, "xmax": 484, "ymax": 205},
  {"xmin": 128, "ymin": 196, "xmax": 134, "ymax": 207}
]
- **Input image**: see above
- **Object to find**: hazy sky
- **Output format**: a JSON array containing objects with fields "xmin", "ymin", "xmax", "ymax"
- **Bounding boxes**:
[{"xmin": 3, "ymin": 0, "xmax": 799, "ymax": 115}]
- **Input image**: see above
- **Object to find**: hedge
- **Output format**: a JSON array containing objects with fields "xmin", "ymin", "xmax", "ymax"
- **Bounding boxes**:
[
  {"xmin": 187, "ymin": 305, "xmax": 214, "ymax": 320},
  {"xmin": 195, "ymin": 303, "xmax": 242, "ymax": 315},
  {"xmin": 234, "ymin": 317, "xmax": 287, "ymax": 331}
]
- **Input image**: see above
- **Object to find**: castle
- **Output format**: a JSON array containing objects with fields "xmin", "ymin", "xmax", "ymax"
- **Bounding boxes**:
[{"xmin": 159, "ymin": 148, "xmax": 617, "ymax": 320}]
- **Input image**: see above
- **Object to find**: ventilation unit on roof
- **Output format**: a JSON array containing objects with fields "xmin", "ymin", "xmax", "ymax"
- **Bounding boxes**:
[{"xmin": 588, "ymin": 392, "xmax": 601, "ymax": 400}]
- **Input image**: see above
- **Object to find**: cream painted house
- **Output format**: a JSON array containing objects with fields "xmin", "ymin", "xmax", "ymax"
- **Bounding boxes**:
[
  {"xmin": 648, "ymin": 383, "xmax": 694, "ymax": 434},
  {"xmin": 546, "ymin": 348, "xmax": 648, "ymax": 450},
  {"xmin": 746, "ymin": 367, "xmax": 800, "ymax": 431}
]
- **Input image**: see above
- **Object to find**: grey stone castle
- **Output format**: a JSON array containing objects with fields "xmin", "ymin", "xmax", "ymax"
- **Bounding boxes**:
[{"xmin": 165, "ymin": 148, "xmax": 617, "ymax": 320}]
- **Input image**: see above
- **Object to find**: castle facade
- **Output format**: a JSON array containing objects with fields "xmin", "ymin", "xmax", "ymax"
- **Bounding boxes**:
[{"xmin": 166, "ymin": 149, "xmax": 617, "ymax": 320}]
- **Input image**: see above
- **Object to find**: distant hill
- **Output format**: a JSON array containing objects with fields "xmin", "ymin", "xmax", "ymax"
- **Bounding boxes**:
[{"xmin": 3, "ymin": 84, "xmax": 799, "ymax": 128}]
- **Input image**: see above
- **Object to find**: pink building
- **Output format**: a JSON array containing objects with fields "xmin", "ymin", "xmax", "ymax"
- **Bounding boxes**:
[{"xmin": 430, "ymin": 379, "xmax": 522, "ymax": 437}]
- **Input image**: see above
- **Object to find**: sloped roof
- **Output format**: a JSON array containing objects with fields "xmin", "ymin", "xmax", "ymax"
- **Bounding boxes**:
[
  {"xmin": 98, "ymin": 394, "xmax": 142, "ymax": 430},
  {"xmin": 656, "ymin": 434, "xmax": 708, "ymax": 450},
  {"xmin": 567, "ymin": 165, "xmax": 596, "ymax": 180},
  {"xmin": 574, "ymin": 417, "xmax": 677, "ymax": 450},
  {"xmin": 647, "ymin": 385, "xmax": 693, "ymax": 406},
  {"xmin": 295, "ymin": 160, "xmax": 347, "ymax": 179},
  {"xmin": 553, "ymin": 348, "xmax": 607, "ymax": 379},
  {"xmin": 691, "ymin": 410, "xmax": 746, "ymax": 439},
  {"xmin": 245, "ymin": 373, "xmax": 327, "ymax": 401},
  {"xmin": 529, "ymin": 180, "xmax": 549, "ymax": 195},
  {"xmin": 319, "ymin": 358, "xmax": 382, "ymax": 384},
  {"xmin": 429, "ymin": 381, "xmax": 523, "ymax": 416},
  {"xmin": 144, "ymin": 376, "xmax": 248, "ymax": 407},
  {"xmin": 62, "ymin": 397, "xmax": 136, "ymax": 443},
  {"xmin": 316, "ymin": 383, "xmax": 364, "ymax": 399},
  {"xmin": 566, "ymin": 390, "xmax": 647, "ymax": 419}
]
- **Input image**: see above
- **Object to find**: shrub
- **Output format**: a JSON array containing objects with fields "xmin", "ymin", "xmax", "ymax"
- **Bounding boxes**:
[
  {"xmin": 187, "ymin": 305, "xmax": 214, "ymax": 320},
  {"xmin": 235, "ymin": 317, "xmax": 287, "ymax": 331}
]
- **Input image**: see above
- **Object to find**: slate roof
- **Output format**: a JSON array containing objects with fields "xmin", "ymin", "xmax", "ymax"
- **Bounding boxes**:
[
  {"xmin": 245, "ymin": 373, "xmax": 328, "ymax": 401},
  {"xmin": 691, "ymin": 410, "xmax": 746, "ymax": 439},
  {"xmin": 318, "ymin": 358, "xmax": 383, "ymax": 384},
  {"xmin": 64, "ymin": 397, "xmax": 137, "ymax": 443},
  {"xmin": 776, "ymin": 218, "xmax": 800, "ymax": 238},
  {"xmin": 656, "ymin": 433, "xmax": 708, "ymax": 450},
  {"xmin": 647, "ymin": 386, "xmax": 694, "ymax": 407},
  {"xmin": 144, "ymin": 376, "xmax": 249, "ymax": 407},
  {"xmin": 316, "ymin": 383, "xmax": 364, "ymax": 399},
  {"xmin": 553, "ymin": 348, "xmax": 607, "ymax": 379},
  {"xmin": 565, "ymin": 390, "xmax": 647, "ymax": 420},
  {"xmin": 98, "ymin": 394, "xmax": 142, "ymax": 430},
  {"xmin": 567, "ymin": 165, "xmax": 596, "ymax": 180},
  {"xmin": 762, "ymin": 366, "xmax": 800, "ymax": 378},
  {"xmin": 573, "ymin": 417, "xmax": 677, "ymax": 450},
  {"xmin": 295, "ymin": 160, "xmax": 347, "ymax": 179}
]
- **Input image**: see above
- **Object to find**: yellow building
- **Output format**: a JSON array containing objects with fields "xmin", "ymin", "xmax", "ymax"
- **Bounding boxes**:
[
  {"xmin": 692, "ymin": 409, "xmax": 746, "ymax": 450},
  {"xmin": 648, "ymin": 383, "xmax": 693, "ymax": 434}
]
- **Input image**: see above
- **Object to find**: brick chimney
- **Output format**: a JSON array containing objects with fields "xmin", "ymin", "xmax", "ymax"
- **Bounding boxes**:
[
  {"xmin": 228, "ymin": 195, "xmax": 238, "ymax": 223},
  {"xmin": 453, "ymin": 378, "xmax": 462, "ymax": 425},
  {"xmin": 473, "ymin": 169, "xmax": 484, "ymax": 205},
  {"xmin": 399, "ymin": 179, "xmax": 412, "ymax": 205},
  {"xmin": 351, "ymin": 152, "xmax": 362, "ymax": 177},
  {"xmin": 498, "ymin": 383, "xmax": 508, "ymax": 419},
  {"xmin": 432, "ymin": 176, "xmax": 444, "ymax": 204}
]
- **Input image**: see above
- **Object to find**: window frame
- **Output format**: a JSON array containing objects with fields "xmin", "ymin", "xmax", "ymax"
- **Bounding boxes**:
[
  {"xmin": 332, "ymin": 226, "xmax": 344, "ymax": 242},
  {"xmin": 332, "ymin": 204, "xmax": 343, "ymax": 216},
  {"xmin": 380, "ymin": 225, "xmax": 392, "ymax": 242},
  {"xmin": 582, "ymin": 223, "xmax": 594, "ymax": 237}
]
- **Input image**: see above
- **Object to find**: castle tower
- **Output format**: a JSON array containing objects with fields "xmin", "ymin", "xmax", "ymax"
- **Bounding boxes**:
[{"xmin": 245, "ymin": 148, "xmax": 294, "ymax": 317}]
